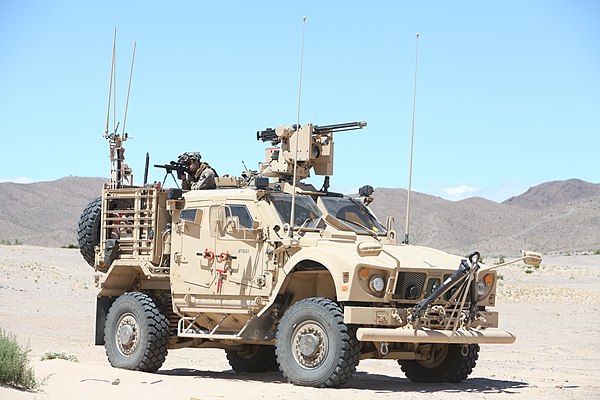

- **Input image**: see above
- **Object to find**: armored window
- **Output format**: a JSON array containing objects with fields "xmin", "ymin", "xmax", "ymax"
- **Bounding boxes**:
[
  {"xmin": 225, "ymin": 204, "xmax": 254, "ymax": 229},
  {"xmin": 320, "ymin": 196, "xmax": 386, "ymax": 235},
  {"xmin": 180, "ymin": 209, "xmax": 198, "ymax": 223},
  {"xmin": 269, "ymin": 194, "xmax": 322, "ymax": 228}
]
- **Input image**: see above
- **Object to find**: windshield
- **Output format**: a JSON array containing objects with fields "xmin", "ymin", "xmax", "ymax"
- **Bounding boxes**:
[
  {"xmin": 320, "ymin": 196, "xmax": 387, "ymax": 235},
  {"xmin": 269, "ymin": 194, "xmax": 322, "ymax": 229}
]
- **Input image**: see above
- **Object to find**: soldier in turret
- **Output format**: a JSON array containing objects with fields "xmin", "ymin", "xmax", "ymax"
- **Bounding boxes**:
[{"xmin": 178, "ymin": 152, "xmax": 217, "ymax": 190}]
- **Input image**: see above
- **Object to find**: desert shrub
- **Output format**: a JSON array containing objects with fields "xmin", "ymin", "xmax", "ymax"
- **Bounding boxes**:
[
  {"xmin": 41, "ymin": 351, "xmax": 78, "ymax": 362},
  {"xmin": 0, "ymin": 329, "xmax": 40, "ymax": 390}
]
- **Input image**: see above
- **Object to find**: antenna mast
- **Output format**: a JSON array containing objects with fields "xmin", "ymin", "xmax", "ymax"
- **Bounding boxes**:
[
  {"xmin": 288, "ymin": 16, "xmax": 307, "ymax": 238},
  {"xmin": 103, "ymin": 30, "xmax": 135, "ymax": 189},
  {"xmin": 403, "ymin": 32, "xmax": 420, "ymax": 245}
]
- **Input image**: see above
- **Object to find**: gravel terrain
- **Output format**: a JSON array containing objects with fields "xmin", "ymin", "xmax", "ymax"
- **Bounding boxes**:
[{"xmin": 1, "ymin": 246, "xmax": 599, "ymax": 399}]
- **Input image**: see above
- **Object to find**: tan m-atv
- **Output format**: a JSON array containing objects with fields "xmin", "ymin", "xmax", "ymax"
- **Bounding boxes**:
[{"xmin": 78, "ymin": 121, "xmax": 541, "ymax": 387}]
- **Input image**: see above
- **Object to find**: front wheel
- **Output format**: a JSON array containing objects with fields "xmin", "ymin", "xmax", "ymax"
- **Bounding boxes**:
[
  {"xmin": 104, "ymin": 292, "xmax": 170, "ymax": 372},
  {"xmin": 399, "ymin": 343, "xmax": 480, "ymax": 383},
  {"xmin": 275, "ymin": 297, "xmax": 360, "ymax": 388}
]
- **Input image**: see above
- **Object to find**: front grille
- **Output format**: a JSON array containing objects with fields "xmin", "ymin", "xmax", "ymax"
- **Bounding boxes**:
[
  {"xmin": 424, "ymin": 278, "xmax": 441, "ymax": 297},
  {"xmin": 393, "ymin": 272, "xmax": 426, "ymax": 300}
]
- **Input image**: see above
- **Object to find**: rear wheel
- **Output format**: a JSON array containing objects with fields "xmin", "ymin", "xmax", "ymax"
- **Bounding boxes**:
[
  {"xmin": 104, "ymin": 292, "xmax": 169, "ymax": 372},
  {"xmin": 399, "ymin": 343, "xmax": 480, "ymax": 383},
  {"xmin": 225, "ymin": 344, "xmax": 278, "ymax": 372},
  {"xmin": 275, "ymin": 297, "xmax": 360, "ymax": 388},
  {"xmin": 77, "ymin": 196, "xmax": 102, "ymax": 267}
]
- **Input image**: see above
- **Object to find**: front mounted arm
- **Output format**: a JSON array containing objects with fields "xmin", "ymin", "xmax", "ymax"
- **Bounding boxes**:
[{"xmin": 411, "ymin": 252, "xmax": 481, "ymax": 322}]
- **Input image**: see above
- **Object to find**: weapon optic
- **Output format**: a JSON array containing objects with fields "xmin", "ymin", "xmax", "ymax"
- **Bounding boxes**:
[
  {"xmin": 154, "ymin": 161, "xmax": 192, "ymax": 188},
  {"xmin": 257, "ymin": 128, "xmax": 279, "ymax": 144},
  {"xmin": 154, "ymin": 161, "xmax": 191, "ymax": 179}
]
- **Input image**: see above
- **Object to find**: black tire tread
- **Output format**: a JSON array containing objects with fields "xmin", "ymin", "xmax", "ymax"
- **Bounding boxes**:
[
  {"xmin": 225, "ymin": 345, "xmax": 279, "ymax": 373},
  {"xmin": 105, "ymin": 292, "xmax": 170, "ymax": 373},
  {"xmin": 276, "ymin": 297, "xmax": 360, "ymax": 388},
  {"xmin": 399, "ymin": 343, "xmax": 480, "ymax": 383},
  {"xmin": 77, "ymin": 196, "xmax": 102, "ymax": 267}
]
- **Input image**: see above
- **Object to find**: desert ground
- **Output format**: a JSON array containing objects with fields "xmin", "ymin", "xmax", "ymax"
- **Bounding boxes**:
[{"xmin": 1, "ymin": 245, "xmax": 599, "ymax": 400}]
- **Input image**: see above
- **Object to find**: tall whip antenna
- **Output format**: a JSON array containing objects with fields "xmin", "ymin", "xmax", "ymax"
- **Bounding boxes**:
[
  {"xmin": 105, "ymin": 28, "xmax": 116, "ymax": 137},
  {"xmin": 112, "ymin": 32, "xmax": 117, "ymax": 134},
  {"xmin": 121, "ymin": 40, "xmax": 136, "ymax": 136},
  {"xmin": 403, "ymin": 32, "xmax": 420, "ymax": 245},
  {"xmin": 288, "ymin": 15, "xmax": 307, "ymax": 237}
]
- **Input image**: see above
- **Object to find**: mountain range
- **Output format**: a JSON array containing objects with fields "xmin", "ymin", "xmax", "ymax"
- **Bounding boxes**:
[{"xmin": 0, "ymin": 177, "xmax": 598, "ymax": 256}]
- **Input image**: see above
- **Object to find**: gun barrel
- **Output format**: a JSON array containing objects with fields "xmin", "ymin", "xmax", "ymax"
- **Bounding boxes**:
[
  {"xmin": 154, "ymin": 164, "xmax": 174, "ymax": 170},
  {"xmin": 313, "ymin": 121, "xmax": 367, "ymax": 133}
]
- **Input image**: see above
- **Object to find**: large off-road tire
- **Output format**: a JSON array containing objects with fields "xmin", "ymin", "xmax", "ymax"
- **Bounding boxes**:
[
  {"xmin": 399, "ymin": 343, "xmax": 480, "ymax": 383},
  {"xmin": 77, "ymin": 196, "xmax": 102, "ymax": 267},
  {"xmin": 104, "ymin": 292, "xmax": 169, "ymax": 373},
  {"xmin": 225, "ymin": 344, "xmax": 279, "ymax": 373},
  {"xmin": 275, "ymin": 297, "xmax": 360, "ymax": 388}
]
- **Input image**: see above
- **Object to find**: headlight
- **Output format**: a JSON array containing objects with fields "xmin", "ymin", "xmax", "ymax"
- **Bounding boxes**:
[
  {"xmin": 476, "ymin": 273, "xmax": 495, "ymax": 301},
  {"xmin": 368, "ymin": 275, "xmax": 385, "ymax": 293},
  {"xmin": 477, "ymin": 281, "xmax": 487, "ymax": 297}
]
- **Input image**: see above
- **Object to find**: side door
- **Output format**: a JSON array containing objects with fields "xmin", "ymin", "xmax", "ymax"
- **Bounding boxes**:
[
  {"xmin": 212, "ymin": 203, "xmax": 271, "ymax": 297},
  {"xmin": 170, "ymin": 206, "xmax": 217, "ymax": 294}
]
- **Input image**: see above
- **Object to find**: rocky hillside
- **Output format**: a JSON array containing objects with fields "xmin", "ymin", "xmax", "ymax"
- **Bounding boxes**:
[
  {"xmin": 0, "ymin": 177, "xmax": 598, "ymax": 255},
  {"xmin": 503, "ymin": 179, "xmax": 600, "ymax": 210},
  {"xmin": 369, "ymin": 183, "xmax": 600, "ymax": 256},
  {"xmin": 0, "ymin": 177, "xmax": 106, "ymax": 247}
]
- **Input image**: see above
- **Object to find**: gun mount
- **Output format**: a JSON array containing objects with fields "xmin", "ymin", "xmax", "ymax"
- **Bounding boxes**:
[{"xmin": 257, "ymin": 121, "xmax": 366, "ymax": 183}]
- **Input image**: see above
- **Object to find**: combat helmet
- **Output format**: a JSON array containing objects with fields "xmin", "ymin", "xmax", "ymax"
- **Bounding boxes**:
[{"xmin": 177, "ymin": 152, "xmax": 202, "ymax": 163}]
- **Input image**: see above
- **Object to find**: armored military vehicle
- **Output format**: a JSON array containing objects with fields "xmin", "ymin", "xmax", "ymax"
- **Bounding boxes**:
[{"xmin": 78, "ymin": 121, "xmax": 541, "ymax": 387}]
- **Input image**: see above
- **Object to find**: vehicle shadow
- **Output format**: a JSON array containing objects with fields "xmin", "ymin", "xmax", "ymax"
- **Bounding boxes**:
[
  {"xmin": 158, "ymin": 368, "xmax": 528, "ymax": 393},
  {"xmin": 349, "ymin": 371, "xmax": 528, "ymax": 394}
]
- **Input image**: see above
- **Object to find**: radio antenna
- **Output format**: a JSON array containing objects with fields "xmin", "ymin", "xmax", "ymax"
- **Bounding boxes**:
[
  {"xmin": 112, "ymin": 32, "xmax": 117, "ymax": 134},
  {"xmin": 102, "ymin": 29, "xmax": 135, "ymax": 189},
  {"xmin": 121, "ymin": 40, "xmax": 136, "ymax": 136},
  {"xmin": 105, "ymin": 28, "xmax": 116, "ymax": 137},
  {"xmin": 403, "ymin": 32, "xmax": 420, "ymax": 245},
  {"xmin": 288, "ymin": 15, "xmax": 307, "ymax": 238}
]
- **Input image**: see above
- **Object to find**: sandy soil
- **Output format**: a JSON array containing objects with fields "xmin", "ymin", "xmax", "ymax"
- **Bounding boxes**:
[{"xmin": 1, "ymin": 246, "xmax": 599, "ymax": 400}]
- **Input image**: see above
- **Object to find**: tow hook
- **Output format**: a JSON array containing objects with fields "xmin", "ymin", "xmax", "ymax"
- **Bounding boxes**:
[{"xmin": 379, "ymin": 342, "xmax": 389, "ymax": 356}]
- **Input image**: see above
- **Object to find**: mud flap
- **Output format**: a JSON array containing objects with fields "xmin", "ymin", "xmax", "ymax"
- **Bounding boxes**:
[
  {"xmin": 95, "ymin": 296, "xmax": 115, "ymax": 345},
  {"xmin": 104, "ymin": 239, "xmax": 119, "ymax": 266}
]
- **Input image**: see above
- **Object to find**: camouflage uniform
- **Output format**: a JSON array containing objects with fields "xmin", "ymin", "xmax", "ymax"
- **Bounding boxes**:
[
  {"xmin": 178, "ymin": 152, "xmax": 216, "ymax": 190},
  {"xmin": 191, "ymin": 163, "xmax": 216, "ymax": 190}
]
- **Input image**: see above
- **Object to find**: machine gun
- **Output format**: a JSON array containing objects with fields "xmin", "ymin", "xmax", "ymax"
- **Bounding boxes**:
[
  {"xmin": 257, "ymin": 121, "xmax": 366, "ymax": 145},
  {"xmin": 257, "ymin": 121, "xmax": 366, "ymax": 182}
]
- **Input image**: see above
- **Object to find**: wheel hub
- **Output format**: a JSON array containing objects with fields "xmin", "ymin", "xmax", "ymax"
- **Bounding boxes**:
[
  {"xmin": 292, "ymin": 321, "xmax": 328, "ymax": 369},
  {"xmin": 115, "ymin": 313, "xmax": 139, "ymax": 356},
  {"xmin": 419, "ymin": 343, "xmax": 449, "ymax": 368},
  {"xmin": 298, "ymin": 333, "xmax": 320, "ymax": 357},
  {"xmin": 119, "ymin": 324, "xmax": 135, "ymax": 346}
]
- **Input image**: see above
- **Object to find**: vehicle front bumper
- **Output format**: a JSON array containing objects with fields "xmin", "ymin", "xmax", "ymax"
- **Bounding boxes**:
[
  {"xmin": 355, "ymin": 326, "xmax": 516, "ymax": 344},
  {"xmin": 344, "ymin": 305, "xmax": 515, "ymax": 345}
]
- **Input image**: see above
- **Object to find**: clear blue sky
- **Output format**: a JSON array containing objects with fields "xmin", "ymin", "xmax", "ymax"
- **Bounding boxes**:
[{"xmin": 1, "ymin": 1, "xmax": 598, "ymax": 201}]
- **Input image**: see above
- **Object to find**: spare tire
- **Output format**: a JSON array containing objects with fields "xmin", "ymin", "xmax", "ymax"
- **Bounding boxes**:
[{"xmin": 78, "ymin": 196, "xmax": 102, "ymax": 267}]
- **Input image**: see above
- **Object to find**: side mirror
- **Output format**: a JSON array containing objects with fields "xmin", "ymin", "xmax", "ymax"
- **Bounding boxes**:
[
  {"xmin": 385, "ymin": 216, "xmax": 396, "ymax": 243},
  {"xmin": 522, "ymin": 250, "xmax": 542, "ymax": 267}
]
